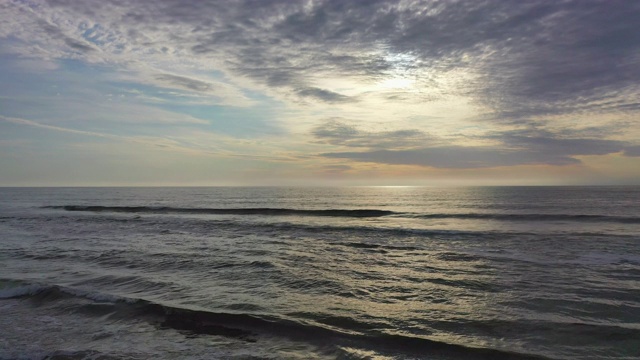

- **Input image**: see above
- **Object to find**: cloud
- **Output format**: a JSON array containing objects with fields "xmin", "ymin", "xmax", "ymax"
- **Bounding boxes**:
[
  {"xmin": 311, "ymin": 119, "xmax": 432, "ymax": 149},
  {"xmin": 154, "ymin": 74, "xmax": 217, "ymax": 93},
  {"xmin": 624, "ymin": 146, "xmax": 640, "ymax": 157},
  {"xmin": 296, "ymin": 87, "xmax": 353, "ymax": 103},
  {"xmin": 1, "ymin": 0, "xmax": 639, "ymax": 181},
  {"xmin": 3, "ymin": 0, "xmax": 639, "ymax": 114},
  {"xmin": 499, "ymin": 132, "xmax": 627, "ymax": 157},
  {"xmin": 319, "ymin": 164, "xmax": 352, "ymax": 175},
  {"xmin": 35, "ymin": 18, "xmax": 96, "ymax": 54},
  {"xmin": 0, "ymin": 115, "xmax": 294, "ymax": 162},
  {"xmin": 321, "ymin": 147, "xmax": 577, "ymax": 169},
  {"xmin": 311, "ymin": 118, "xmax": 640, "ymax": 169},
  {"xmin": 0, "ymin": 115, "xmax": 208, "ymax": 153},
  {"xmin": 312, "ymin": 120, "xmax": 358, "ymax": 140},
  {"xmin": 142, "ymin": 72, "xmax": 253, "ymax": 106},
  {"xmin": 113, "ymin": 69, "xmax": 253, "ymax": 107},
  {"xmin": 0, "ymin": 115, "xmax": 119, "ymax": 139},
  {"xmin": 320, "ymin": 126, "xmax": 639, "ymax": 168},
  {"xmin": 321, "ymin": 146, "xmax": 580, "ymax": 169}
]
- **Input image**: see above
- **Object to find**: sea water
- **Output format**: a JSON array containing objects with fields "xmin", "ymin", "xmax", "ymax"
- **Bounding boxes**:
[{"xmin": 1, "ymin": 186, "xmax": 639, "ymax": 359}]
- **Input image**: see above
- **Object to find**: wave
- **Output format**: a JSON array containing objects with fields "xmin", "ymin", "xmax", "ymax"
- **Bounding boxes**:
[
  {"xmin": 0, "ymin": 281, "xmax": 133, "ymax": 303},
  {"xmin": 44, "ymin": 205, "xmax": 640, "ymax": 224},
  {"xmin": 1, "ymin": 280, "xmax": 555, "ymax": 360},
  {"xmin": 44, "ymin": 205, "xmax": 396, "ymax": 218},
  {"xmin": 333, "ymin": 242, "xmax": 422, "ymax": 252},
  {"xmin": 412, "ymin": 212, "xmax": 640, "ymax": 223}
]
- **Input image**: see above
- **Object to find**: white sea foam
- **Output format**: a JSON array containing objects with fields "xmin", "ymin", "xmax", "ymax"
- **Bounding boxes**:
[{"xmin": 0, "ymin": 283, "xmax": 47, "ymax": 299}]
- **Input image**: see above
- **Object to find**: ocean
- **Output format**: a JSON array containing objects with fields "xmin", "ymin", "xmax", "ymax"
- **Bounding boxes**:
[{"xmin": 0, "ymin": 186, "xmax": 638, "ymax": 360}]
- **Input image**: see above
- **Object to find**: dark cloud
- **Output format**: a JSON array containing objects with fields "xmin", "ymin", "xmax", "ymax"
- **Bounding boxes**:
[
  {"xmin": 155, "ymin": 74, "xmax": 215, "ymax": 92},
  {"xmin": 312, "ymin": 119, "xmax": 431, "ymax": 149},
  {"xmin": 314, "ymin": 53, "xmax": 392, "ymax": 78},
  {"xmin": 624, "ymin": 146, "xmax": 640, "ymax": 157},
  {"xmin": 321, "ymin": 147, "xmax": 579, "ymax": 169},
  {"xmin": 320, "ymin": 126, "xmax": 637, "ymax": 168},
  {"xmin": 312, "ymin": 120, "xmax": 358, "ymax": 140},
  {"xmin": 462, "ymin": 1, "xmax": 640, "ymax": 118},
  {"xmin": 37, "ymin": 19, "xmax": 96, "ymax": 53},
  {"xmin": 296, "ymin": 87, "xmax": 353, "ymax": 103},
  {"xmin": 498, "ymin": 130, "xmax": 627, "ymax": 157},
  {"xmin": 265, "ymin": 72, "xmax": 299, "ymax": 88}
]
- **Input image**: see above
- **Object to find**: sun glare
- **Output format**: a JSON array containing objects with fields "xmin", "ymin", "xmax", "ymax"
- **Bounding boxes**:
[{"xmin": 377, "ymin": 76, "xmax": 415, "ymax": 89}]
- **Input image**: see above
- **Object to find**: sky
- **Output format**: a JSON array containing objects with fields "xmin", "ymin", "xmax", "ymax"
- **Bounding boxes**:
[{"xmin": 1, "ymin": 0, "xmax": 639, "ymax": 186}]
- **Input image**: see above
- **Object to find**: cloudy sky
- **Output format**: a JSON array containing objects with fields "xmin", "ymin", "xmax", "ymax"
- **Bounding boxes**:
[{"xmin": 1, "ymin": 0, "xmax": 639, "ymax": 186}]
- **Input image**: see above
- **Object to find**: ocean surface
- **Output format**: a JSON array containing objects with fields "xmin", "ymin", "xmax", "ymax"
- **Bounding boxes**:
[{"xmin": 0, "ymin": 186, "xmax": 639, "ymax": 360}]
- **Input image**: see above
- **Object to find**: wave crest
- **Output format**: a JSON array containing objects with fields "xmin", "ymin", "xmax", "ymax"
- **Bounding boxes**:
[{"xmin": 44, "ymin": 206, "xmax": 396, "ymax": 218}]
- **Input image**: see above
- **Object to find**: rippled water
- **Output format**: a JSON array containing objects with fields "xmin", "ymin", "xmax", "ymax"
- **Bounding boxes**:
[{"xmin": 1, "ymin": 187, "xmax": 639, "ymax": 359}]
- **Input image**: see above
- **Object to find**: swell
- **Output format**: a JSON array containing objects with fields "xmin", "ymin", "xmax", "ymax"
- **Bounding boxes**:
[
  {"xmin": 45, "ymin": 205, "xmax": 396, "ymax": 218},
  {"xmin": 19, "ymin": 210, "xmax": 635, "ymax": 244},
  {"xmin": 44, "ymin": 205, "xmax": 640, "ymax": 223},
  {"xmin": 412, "ymin": 212, "xmax": 640, "ymax": 224},
  {"xmin": 1, "ymin": 280, "xmax": 555, "ymax": 360}
]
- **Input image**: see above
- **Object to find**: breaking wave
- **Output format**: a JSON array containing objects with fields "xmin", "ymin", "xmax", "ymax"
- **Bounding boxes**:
[{"xmin": 1, "ymin": 280, "xmax": 556, "ymax": 360}]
